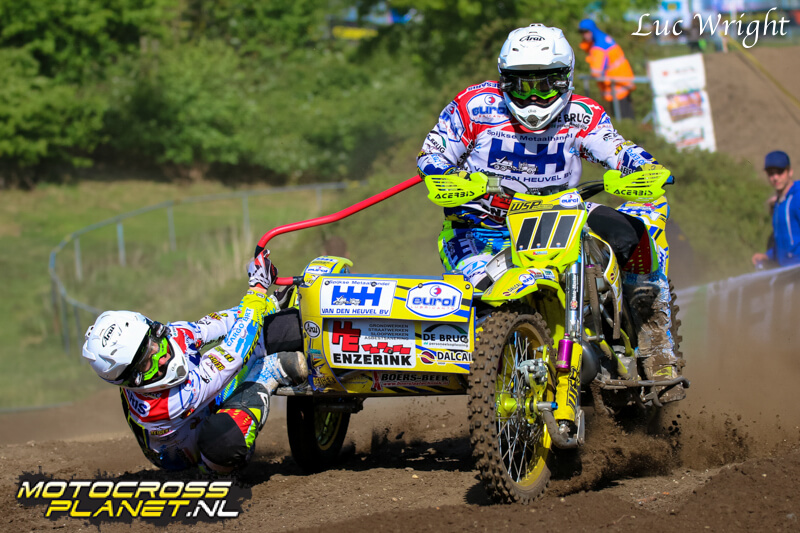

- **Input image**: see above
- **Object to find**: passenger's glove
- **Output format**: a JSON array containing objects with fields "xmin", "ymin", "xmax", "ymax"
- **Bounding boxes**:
[{"xmin": 247, "ymin": 248, "xmax": 278, "ymax": 291}]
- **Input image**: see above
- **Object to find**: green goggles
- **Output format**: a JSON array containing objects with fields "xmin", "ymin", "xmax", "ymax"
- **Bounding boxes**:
[
  {"xmin": 501, "ymin": 69, "xmax": 571, "ymax": 100},
  {"xmin": 138, "ymin": 337, "xmax": 171, "ymax": 382},
  {"xmin": 117, "ymin": 322, "xmax": 171, "ymax": 387}
]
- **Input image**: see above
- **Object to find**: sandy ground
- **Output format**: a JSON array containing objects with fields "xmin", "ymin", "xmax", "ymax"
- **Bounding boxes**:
[
  {"xmin": 704, "ymin": 45, "xmax": 800, "ymax": 172},
  {"xmin": 5, "ymin": 45, "xmax": 800, "ymax": 533}
]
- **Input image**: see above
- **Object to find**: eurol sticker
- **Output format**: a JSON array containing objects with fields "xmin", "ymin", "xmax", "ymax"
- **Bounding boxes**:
[
  {"xmin": 406, "ymin": 282, "xmax": 462, "ymax": 318},
  {"xmin": 560, "ymin": 192, "xmax": 581, "ymax": 208}
]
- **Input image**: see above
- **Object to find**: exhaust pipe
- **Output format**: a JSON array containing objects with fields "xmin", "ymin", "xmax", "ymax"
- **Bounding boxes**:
[{"xmin": 580, "ymin": 341, "xmax": 602, "ymax": 385}]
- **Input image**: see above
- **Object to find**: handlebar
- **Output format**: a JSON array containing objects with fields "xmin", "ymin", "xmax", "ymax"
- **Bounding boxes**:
[{"xmin": 578, "ymin": 180, "xmax": 605, "ymax": 200}]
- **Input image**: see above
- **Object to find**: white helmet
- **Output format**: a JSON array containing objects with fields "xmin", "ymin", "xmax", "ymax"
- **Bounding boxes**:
[
  {"xmin": 82, "ymin": 310, "xmax": 189, "ymax": 392},
  {"xmin": 498, "ymin": 24, "xmax": 575, "ymax": 130}
]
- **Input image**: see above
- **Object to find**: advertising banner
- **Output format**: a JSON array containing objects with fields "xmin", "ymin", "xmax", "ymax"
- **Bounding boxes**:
[{"xmin": 649, "ymin": 54, "xmax": 717, "ymax": 151}]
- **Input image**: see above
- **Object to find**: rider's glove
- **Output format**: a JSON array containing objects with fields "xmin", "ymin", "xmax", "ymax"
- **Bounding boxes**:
[
  {"xmin": 247, "ymin": 248, "xmax": 278, "ymax": 291},
  {"xmin": 446, "ymin": 168, "xmax": 488, "ymax": 183}
]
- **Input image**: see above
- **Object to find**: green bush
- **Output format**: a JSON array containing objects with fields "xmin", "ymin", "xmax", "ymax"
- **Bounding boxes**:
[
  {"xmin": 104, "ymin": 40, "xmax": 254, "ymax": 168},
  {"xmin": 0, "ymin": 48, "xmax": 105, "ymax": 184}
]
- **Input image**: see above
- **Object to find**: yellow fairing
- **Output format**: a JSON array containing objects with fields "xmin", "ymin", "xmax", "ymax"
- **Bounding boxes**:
[
  {"xmin": 506, "ymin": 192, "xmax": 588, "ymax": 270},
  {"xmin": 481, "ymin": 268, "xmax": 565, "ymax": 308}
]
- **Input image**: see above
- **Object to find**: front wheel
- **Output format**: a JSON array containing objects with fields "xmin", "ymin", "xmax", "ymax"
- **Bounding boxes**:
[
  {"xmin": 468, "ymin": 304, "xmax": 554, "ymax": 503},
  {"xmin": 286, "ymin": 397, "xmax": 350, "ymax": 473}
]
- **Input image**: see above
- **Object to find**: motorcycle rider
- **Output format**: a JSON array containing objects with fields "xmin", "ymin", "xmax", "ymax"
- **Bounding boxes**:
[
  {"xmin": 417, "ymin": 24, "xmax": 683, "ymax": 402},
  {"xmin": 82, "ymin": 248, "xmax": 308, "ymax": 472}
]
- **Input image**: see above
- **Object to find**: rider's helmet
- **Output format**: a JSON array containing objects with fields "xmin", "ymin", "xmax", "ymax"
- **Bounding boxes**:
[
  {"xmin": 498, "ymin": 24, "xmax": 575, "ymax": 131},
  {"xmin": 82, "ymin": 311, "xmax": 189, "ymax": 392}
]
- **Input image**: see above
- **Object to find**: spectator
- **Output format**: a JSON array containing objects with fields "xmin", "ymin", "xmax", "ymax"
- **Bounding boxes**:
[
  {"xmin": 685, "ymin": 16, "xmax": 708, "ymax": 53},
  {"xmin": 578, "ymin": 19, "xmax": 635, "ymax": 119},
  {"xmin": 752, "ymin": 151, "xmax": 800, "ymax": 268}
]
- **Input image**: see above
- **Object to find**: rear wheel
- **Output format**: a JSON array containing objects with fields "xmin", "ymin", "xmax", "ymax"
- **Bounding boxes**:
[
  {"xmin": 468, "ymin": 304, "xmax": 554, "ymax": 503},
  {"xmin": 286, "ymin": 397, "xmax": 350, "ymax": 473}
]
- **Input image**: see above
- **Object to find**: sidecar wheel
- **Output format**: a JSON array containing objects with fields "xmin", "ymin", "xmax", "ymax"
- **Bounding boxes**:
[
  {"xmin": 286, "ymin": 397, "xmax": 350, "ymax": 473},
  {"xmin": 468, "ymin": 304, "xmax": 554, "ymax": 504}
]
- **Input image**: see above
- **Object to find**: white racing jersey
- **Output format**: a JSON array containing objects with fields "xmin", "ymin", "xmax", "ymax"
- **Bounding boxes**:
[
  {"xmin": 121, "ymin": 307, "xmax": 265, "ymax": 470},
  {"xmin": 417, "ymin": 81, "xmax": 658, "ymax": 228}
]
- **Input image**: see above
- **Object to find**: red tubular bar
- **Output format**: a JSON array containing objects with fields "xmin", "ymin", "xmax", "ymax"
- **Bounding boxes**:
[{"xmin": 259, "ymin": 175, "xmax": 423, "ymax": 285}]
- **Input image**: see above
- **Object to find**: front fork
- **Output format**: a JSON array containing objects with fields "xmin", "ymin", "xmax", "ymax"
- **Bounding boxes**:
[{"xmin": 552, "ymin": 245, "xmax": 584, "ymax": 427}]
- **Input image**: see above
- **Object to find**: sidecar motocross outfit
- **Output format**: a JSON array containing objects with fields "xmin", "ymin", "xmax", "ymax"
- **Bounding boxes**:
[
  {"xmin": 417, "ymin": 82, "xmax": 683, "ymax": 402},
  {"xmin": 120, "ymin": 301, "xmax": 303, "ymax": 472}
]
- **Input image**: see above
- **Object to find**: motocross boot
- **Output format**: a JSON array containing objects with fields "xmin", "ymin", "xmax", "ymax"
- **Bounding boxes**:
[{"xmin": 623, "ymin": 270, "xmax": 685, "ymax": 404}]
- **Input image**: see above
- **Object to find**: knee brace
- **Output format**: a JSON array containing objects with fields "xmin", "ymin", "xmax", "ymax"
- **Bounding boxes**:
[{"xmin": 198, "ymin": 383, "xmax": 270, "ymax": 473}]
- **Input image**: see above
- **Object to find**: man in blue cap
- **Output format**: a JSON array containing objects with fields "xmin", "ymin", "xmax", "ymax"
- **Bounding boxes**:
[{"xmin": 752, "ymin": 151, "xmax": 800, "ymax": 268}]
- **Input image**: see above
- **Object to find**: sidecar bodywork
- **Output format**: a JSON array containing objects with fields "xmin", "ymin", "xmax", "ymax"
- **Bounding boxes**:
[{"xmin": 287, "ymin": 265, "xmax": 476, "ymax": 397}]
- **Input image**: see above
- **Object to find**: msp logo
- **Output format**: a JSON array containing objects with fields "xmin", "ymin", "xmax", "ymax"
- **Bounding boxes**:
[
  {"xmin": 16, "ymin": 474, "xmax": 250, "ymax": 525},
  {"xmin": 406, "ymin": 282, "xmax": 462, "ymax": 318}
]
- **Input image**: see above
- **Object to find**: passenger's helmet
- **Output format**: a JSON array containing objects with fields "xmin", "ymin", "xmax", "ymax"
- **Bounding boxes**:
[
  {"xmin": 82, "ymin": 311, "xmax": 189, "ymax": 392},
  {"xmin": 498, "ymin": 24, "xmax": 575, "ymax": 130}
]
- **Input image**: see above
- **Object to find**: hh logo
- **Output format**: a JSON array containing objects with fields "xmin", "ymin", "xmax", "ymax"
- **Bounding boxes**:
[
  {"xmin": 488, "ymin": 138, "xmax": 566, "ymax": 175},
  {"xmin": 331, "ymin": 285, "xmax": 382, "ymax": 306}
]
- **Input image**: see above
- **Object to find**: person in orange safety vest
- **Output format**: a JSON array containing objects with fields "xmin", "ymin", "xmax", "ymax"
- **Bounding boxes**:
[{"xmin": 578, "ymin": 19, "xmax": 635, "ymax": 119}]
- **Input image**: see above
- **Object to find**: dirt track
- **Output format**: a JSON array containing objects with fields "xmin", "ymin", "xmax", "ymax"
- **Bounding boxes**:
[{"xmin": 5, "ymin": 46, "xmax": 800, "ymax": 532}]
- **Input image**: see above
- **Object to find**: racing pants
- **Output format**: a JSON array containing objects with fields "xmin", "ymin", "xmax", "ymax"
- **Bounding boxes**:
[{"xmin": 198, "ymin": 309, "xmax": 304, "ymax": 473}]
